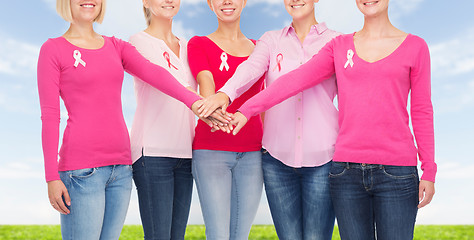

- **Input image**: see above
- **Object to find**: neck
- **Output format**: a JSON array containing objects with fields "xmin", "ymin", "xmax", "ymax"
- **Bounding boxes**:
[
  {"xmin": 292, "ymin": 13, "xmax": 318, "ymax": 43},
  {"xmin": 214, "ymin": 19, "xmax": 244, "ymax": 40},
  {"xmin": 146, "ymin": 17, "xmax": 175, "ymax": 42},
  {"xmin": 64, "ymin": 21, "xmax": 97, "ymax": 39},
  {"xmin": 359, "ymin": 11, "xmax": 396, "ymax": 38}
]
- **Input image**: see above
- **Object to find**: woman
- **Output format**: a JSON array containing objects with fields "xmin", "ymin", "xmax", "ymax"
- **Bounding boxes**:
[
  {"xmin": 37, "ymin": 0, "xmax": 201, "ymax": 239},
  {"xmin": 129, "ymin": 0, "xmax": 196, "ymax": 239},
  {"xmin": 187, "ymin": 0, "xmax": 265, "ymax": 239},
  {"xmin": 197, "ymin": 0, "xmax": 339, "ymax": 239},
  {"xmin": 229, "ymin": 0, "xmax": 436, "ymax": 239}
]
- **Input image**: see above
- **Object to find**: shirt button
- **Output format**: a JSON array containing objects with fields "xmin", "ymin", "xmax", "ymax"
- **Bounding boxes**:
[
  {"xmin": 300, "ymin": 61, "xmax": 303, "ymax": 64},
  {"xmin": 298, "ymin": 117, "xmax": 301, "ymax": 120},
  {"xmin": 361, "ymin": 163, "xmax": 367, "ymax": 167},
  {"xmin": 298, "ymin": 98, "xmax": 301, "ymax": 101},
  {"xmin": 298, "ymin": 136, "xmax": 301, "ymax": 139}
]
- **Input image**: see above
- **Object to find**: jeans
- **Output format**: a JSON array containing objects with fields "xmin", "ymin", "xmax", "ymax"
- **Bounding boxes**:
[
  {"xmin": 329, "ymin": 162, "xmax": 419, "ymax": 240},
  {"xmin": 192, "ymin": 150, "xmax": 263, "ymax": 240},
  {"xmin": 132, "ymin": 156, "xmax": 193, "ymax": 240},
  {"xmin": 262, "ymin": 152, "xmax": 335, "ymax": 240},
  {"xmin": 59, "ymin": 165, "xmax": 133, "ymax": 240}
]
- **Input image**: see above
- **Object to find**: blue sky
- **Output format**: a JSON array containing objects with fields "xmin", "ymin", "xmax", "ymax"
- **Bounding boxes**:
[{"xmin": 0, "ymin": 0, "xmax": 473, "ymax": 225}]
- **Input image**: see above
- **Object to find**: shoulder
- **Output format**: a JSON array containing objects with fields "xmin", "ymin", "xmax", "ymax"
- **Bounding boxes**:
[
  {"xmin": 406, "ymin": 34, "xmax": 429, "ymax": 50},
  {"xmin": 188, "ymin": 36, "xmax": 207, "ymax": 46},
  {"xmin": 328, "ymin": 33, "xmax": 353, "ymax": 48},
  {"xmin": 323, "ymin": 28, "xmax": 344, "ymax": 39},
  {"xmin": 260, "ymin": 28, "xmax": 286, "ymax": 42},
  {"xmin": 335, "ymin": 33, "xmax": 353, "ymax": 42},
  {"xmin": 106, "ymin": 35, "xmax": 131, "ymax": 48},
  {"xmin": 39, "ymin": 38, "xmax": 64, "ymax": 61},
  {"xmin": 188, "ymin": 36, "xmax": 212, "ymax": 53},
  {"xmin": 129, "ymin": 31, "xmax": 147, "ymax": 45},
  {"xmin": 40, "ymin": 37, "xmax": 62, "ymax": 52}
]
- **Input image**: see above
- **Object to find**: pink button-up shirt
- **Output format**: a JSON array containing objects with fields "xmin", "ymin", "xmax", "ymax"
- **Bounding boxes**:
[{"xmin": 220, "ymin": 23, "xmax": 341, "ymax": 167}]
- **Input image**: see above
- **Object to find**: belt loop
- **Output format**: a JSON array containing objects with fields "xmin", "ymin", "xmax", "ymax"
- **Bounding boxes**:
[{"xmin": 345, "ymin": 162, "xmax": 350, "ymax": 169}]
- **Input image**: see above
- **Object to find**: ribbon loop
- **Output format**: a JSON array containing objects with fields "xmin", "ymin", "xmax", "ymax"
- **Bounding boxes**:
[
  {"xmin": 163, "ymin": 51, "xmax": 178, "ymax": 70},
  {"xmin": 219, "ymin": 52, "xmax": 230, "ymax": 71},
  {"xmin": 344, "ymin": 49, "xmax": 354, "ymax": 69},
  {"xmin": 273, "ymin": 53, "xmax": 283, "ymax": 72},
  {"xmin": 73, "ymin": 50, "xmax": 86, "ymax": 68}
]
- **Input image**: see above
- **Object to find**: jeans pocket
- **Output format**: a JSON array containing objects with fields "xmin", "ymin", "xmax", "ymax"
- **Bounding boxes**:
[
  {"xmin": 329, "ymin": 162, "xmax": 347, "ymax": 178},
  {"xmin": 69, "ymin": 168, "xmax": 97, "ymax": 178},
  {"xmin": 382, "ymin": 166, "xmax": 417, "ymax": 179}
]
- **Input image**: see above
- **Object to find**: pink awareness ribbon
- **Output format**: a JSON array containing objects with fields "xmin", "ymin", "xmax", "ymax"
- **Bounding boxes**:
[
  {"xmin": 73, "ymin": 50, "xmax": 86, "ymax": 68},
  {"xmin": 344, "ymin": 49, "xmax": 354, "ymax": 69},
  {"xmin": 219, "ymin": 52, "xmax": 230, "ymax": 71},
  {"xmin": 273, "ymin": 53, "xmax": 283, "ymax": 72},
  {"xmin": 163, "ymin": 51, "xmax": 178, "ymax": 70}
]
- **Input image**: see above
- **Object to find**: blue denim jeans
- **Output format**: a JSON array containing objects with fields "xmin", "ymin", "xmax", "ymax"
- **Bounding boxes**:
[
  {"xmin": 329, "ymin": 162, "xmax": 419, "ymax": 240},
  {"xmin": 262, "ymin": 152, "xmax": 335, "ymax": 240},
  {"xmin": 59, "ymin": 165, "xmax": 133, "ymax": 240},
  {"xmin": 132, "ymin": 156, "xmax": 193, "ymax": 240},
  {"xmin": 192, "ymin": 150, "xmax": 263, "ymax": 240}
]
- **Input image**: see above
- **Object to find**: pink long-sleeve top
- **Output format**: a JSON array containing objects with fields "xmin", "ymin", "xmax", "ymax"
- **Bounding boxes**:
[
  {"xmin": 37, "ymin": 36, "xmax": 201, "ymax": 182},
  {"xmin": 219, "ymin": 23, "xmax": 341, "ymax": 168},
  {"xmin": 239, "ymin": 33, "xmax": 437, "ymax": 182},
  {"xmin": 129, "ymin": 32, "xmax": 196, "ymax": 162}
]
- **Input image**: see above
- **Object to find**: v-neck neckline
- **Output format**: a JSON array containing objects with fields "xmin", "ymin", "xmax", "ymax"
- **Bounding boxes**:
[{"xmin": 351, "ymin": 33, "xmax": 411, "ymax": 64}]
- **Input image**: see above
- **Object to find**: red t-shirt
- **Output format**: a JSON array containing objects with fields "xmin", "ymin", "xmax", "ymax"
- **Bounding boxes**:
[{"xmin": 188, "ymin": 36, "xmax": 264, "ymax": 152}]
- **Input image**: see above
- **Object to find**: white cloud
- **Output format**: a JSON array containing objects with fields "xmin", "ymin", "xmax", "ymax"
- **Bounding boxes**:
[
  {"xmin": 430, "ymin": 29, "xmax": 474, "ymax": 77},
  {"xmin": 436, "ymin": 161, "xmax": 474, "ymax": 180},
  {"xmin": 261, "ymin": 3, "xmax": 284, "ymax": 18},
  {"xmin": 96, "ymin": 0, "xmax": 145, "ymax": 40},
  {"xmin": 0, "ymin": 159, "xmax": 43, "ymax": 179},
  {"xmin": 390, "ymin": 0, "xmax": 426, "ymax": 15},
  {"xmin": 316, "ymin": 0, "xmax": 363, "ymax": 34},
  {"xmin": 40, "ymin": 0, "xmax": 55, "ymax": 10},
  {"xmin": 429, "ymin": 29, "xmax": 474, "ymax": 114},
  {"xmin": 173, "ymin": 20, "xmax": 196, "ymax": 40},
  {"xmin": 247, "ymin": 0, "xmax": 281, "ymax": 6},
  {"xmin": 0, "ymin": 37, "xmax": 40, "ymax": 76}
]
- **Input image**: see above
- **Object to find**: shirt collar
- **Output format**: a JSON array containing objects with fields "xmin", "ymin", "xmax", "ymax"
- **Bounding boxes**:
[{"xmin": 283, "ymin": 22, "xmax": 329, "ymax": 36}]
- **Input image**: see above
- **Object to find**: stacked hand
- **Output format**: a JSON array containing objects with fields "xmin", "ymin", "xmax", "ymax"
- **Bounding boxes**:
[{"xmin": 191, "ymin": 92, "xmax": 248, "ymax": 135}]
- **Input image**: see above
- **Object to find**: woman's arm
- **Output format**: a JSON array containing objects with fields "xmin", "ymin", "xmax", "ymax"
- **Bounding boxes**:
[
  {"xmin": 187, "ymin": 37, "xmax": 231, "ymax": 131},
  {"xmin": 37, "ymin": 40, "xmax": 71, "ymax": 214},
  {"xmin": 231, "ymin": 40, "xmax": 337, "ymax": 135},
  {"xmin": 410, "ymin": 38, "xmax": 436, "ymax": 183},
  {"xmin": 118, "ymin": 38, "xmax": 201, "ymax": 109},
  {"xmin": 37, "ymin": 40, "xmax": 62, "ymax": 183},
  {"xmin": 409, "ymin": 38, "xmax": 436, "ymax": 208},
  {"xmin": 238, "ymin": 40, "xmax": 337, "ymax": 120}
]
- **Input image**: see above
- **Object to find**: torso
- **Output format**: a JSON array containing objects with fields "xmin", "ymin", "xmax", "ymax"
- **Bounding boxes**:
[
  {"xmin": 129, "ymin": 32, "xmax": 196, "ymax": 161},
  {"xmin": 188, "ymin": 36, "xmax": 264, "ymax": 152}
]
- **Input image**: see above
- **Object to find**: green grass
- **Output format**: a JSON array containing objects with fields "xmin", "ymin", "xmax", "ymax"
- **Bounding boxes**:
[{"xmin": 0, "ymin": 225, "xmax": 472, "ymax": 239}]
